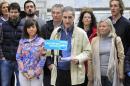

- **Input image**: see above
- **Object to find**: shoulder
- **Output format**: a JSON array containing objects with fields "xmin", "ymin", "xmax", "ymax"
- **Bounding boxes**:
[
  {"xmin": 36, "ymin": 17, "xmax": 46, "ymax": 25},
  {"xmin": 91, "ymin": 37, "xmax": 99, "ymax": 44},
  {"xmin": 92, "ymin": 26, "xmax": 97, "ymax": 32},
  {"xmin": 50, "ymin": 26, "xmax": 61, "ymax": 39},
  {"xmin": 20, "ymin": 18, "xmax": 26, "ymax": 27},
  {"xmin": 2, "ymin": 21, "xmax": 10, "ymax": 29},
  {"xmin": 0, "ymin": 18, "xmax": 4, "ymax": 23},
  {"xmin": 75, "ymin": 26, "xmax": 86, "ymax": 34},
  {"xmin": 43, "ymin": 20, "xmax": 53, "ymax": 29},
  {"xmin": 37, "ymin": 37, "xmax": 44, "ymax": 42},
  {"xmin": 52, "ymin": 26, "xmax": 61, "ymax": 33},
  {"xmin": 116, "ymin": 36, "xmax": 122, "ymax": 43},
  {"xmin": 35, "ymin": 37, "xmax": 45, "ymax": 45},
  {"xmin": 19, "ymin": 38, "xmax": 25, "ymax": 44},
  {"xmin": 47, "ymin": 20, "xmax": 53, "ymax": 24},
  {"xmin": 20, "ymin": 18, "xmax": 26, "ymax": 23},
  {"xmin": 2, "ymin": 21, "xmax": 8, "ymax": 26},
  {"xmin": 121, "ymin": 16, "xmax": 130, "ymax": 24}
]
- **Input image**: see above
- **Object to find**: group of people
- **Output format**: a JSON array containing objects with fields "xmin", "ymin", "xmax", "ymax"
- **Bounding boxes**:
[{"xmin": 0, "ymin": 0, "xmax": 130, "ymax": 86}]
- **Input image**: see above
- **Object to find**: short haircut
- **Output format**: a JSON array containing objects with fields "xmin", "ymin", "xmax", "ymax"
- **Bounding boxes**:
[
  {"xmin": 24, "ymin": 0, "xmax": 36, "ymax": 10},
  {"xmin": 109, "ymin": 0, "xmax": 124, "ymax": 15},
  {"xmin": 0, "ymin": 1, "xmax": 9, "ymax": 16},
  {"xmin": 8, "ymin": 2, "xmax": 21, "ymax": 13},
  {"xmin": 51, "ymin": 4, "xmax": 64, "ymax": 12},
  {"xmin": 62, "ymin": 6, "xmax": 75, "ymax": 16}
]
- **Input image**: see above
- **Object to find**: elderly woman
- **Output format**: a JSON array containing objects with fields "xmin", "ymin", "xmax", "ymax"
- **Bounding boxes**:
[{"xmin": 90, "ymin": 18, "xmax": 124, "ymax": 86}]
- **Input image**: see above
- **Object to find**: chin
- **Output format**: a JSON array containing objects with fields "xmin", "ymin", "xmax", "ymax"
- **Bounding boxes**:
[{"xmin": 64, "ymin": 25, "xmax": 70, "ymax": 28}]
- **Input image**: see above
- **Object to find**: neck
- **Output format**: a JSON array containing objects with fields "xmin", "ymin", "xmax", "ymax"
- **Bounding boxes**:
[
  {"xmin": 29, "ymin": 34, "xmax": 37, "ymax": 39},
  {"xmin": 29, "ymin": 36, "xmax": 34, "ymax": 39},
  {"xmin": 83, "ymin": 25, "xmax": 89, "ymax": 31},
  {"xmin": 26, "ymin": 15, "xmax": 36, "ymax": 19},
  {"xmin": 53, "ymin": 20, "xmax": 62, "ymax": 28},
  {"xmin": 112, "ymin": 14, "xmax": 121, "ymax": 23},
  {"xmin": 2, "ymin": 14, "xmax": 9, "ymax": 21}
]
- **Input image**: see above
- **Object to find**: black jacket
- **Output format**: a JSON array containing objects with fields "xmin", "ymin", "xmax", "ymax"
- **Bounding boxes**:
[
  {"xmin": 1, "ymin": 19, "xmax": 23, "ymax": 61},
  {"xmin": 42, "ymin": 20, "xmax": 54, "ymax": 39},
  {"xmin": 109, "ymin": 16, "xmax": 130, "ymax": 73}
]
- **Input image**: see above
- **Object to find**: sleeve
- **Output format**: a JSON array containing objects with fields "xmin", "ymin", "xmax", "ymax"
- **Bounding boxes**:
[
  {"xmin": 45, "ymin": 55, "xmax": 53, "ymax": 66},
  {"xmin": 0, "ymin": 24, "xmax": 4, "ymax": 59},
  {"xmin": 16, "ymin": 40, "xmax": 23, "ymax": 62},
  {"xmin": 37, "ymin": 56, "xmax": 46, "ymax": 68},
  {"xmin": 124, "ymin": 23, "xmax": 130, "ymax": 73},
  {"xmin": 88, "ymin": 37, "xmax": 97, "ymax": 82},
  {"xmin": 37, "ymin": 42, "xmax": 46, "ymax": 68},
  {"xmin": 116, "ymin": 37, "xmax": 125, "ymax": 76},
  {"xmin": 75, "ymin": 31, "xmax": 91, "ymax": 63},
  {"xmin": 41, "ymin": 23, "xmax": 48, "ymax": 39},
  {"xmin": 125, "ymin": 47, "xmax": 130, "ymax": 73},
  {"xmin": 87, "ymin": 54, "xmax": 93, "ymax": 81}
]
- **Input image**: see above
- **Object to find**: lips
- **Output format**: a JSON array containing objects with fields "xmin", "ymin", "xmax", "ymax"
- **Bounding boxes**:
[{"xmin": 111, "ymin": 10, "xmax": 116, "ymax": 13}]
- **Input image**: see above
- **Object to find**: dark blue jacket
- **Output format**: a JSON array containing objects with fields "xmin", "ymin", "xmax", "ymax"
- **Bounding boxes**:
[
  {"xmin": 109, "ymin": 16, "xmax": 130, "ymax": 73},
  {"xmin": 1, "ymin": 19, "xmax": 23, "ymax": 61},
  {"xmin": 42, "ymin": 20, "xmax": 54, "ymax": 39}
]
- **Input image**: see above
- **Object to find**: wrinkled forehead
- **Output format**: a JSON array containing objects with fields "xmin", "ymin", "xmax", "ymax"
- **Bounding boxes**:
[
  {"xmin": 52, "ymin": 7, "xmax": 62, "ymax": 12},
  {"xmin": 63, "ymin": 11, "xmax": 74, "ymax": 16},
  {"xmin": 2, "ymin": 3, "xmax": 9, "ymax": 7}
]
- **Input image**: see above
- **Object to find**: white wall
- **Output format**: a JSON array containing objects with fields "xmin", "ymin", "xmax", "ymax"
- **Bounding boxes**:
[
  {"xmin": 1, "ymin": 0, "xmax": 130, "ymax": 21},
  {"xmin": 46, "ymin": 0, "xmax": 130, "ymax": 22}
]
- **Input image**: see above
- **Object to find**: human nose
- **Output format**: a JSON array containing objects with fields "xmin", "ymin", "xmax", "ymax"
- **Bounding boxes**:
[{"xmin": 66, "ymin": 18, "xmax": 70, "ymax": 23}]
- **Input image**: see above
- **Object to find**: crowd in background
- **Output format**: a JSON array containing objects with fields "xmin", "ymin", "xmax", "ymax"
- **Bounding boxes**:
[{"xmin": 0, "ymin": 0, "xmax": 130, "ymax": 86}]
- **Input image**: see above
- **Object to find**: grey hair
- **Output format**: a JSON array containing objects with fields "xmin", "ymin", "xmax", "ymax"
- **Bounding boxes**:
[
  {"xmin": 51, "ymin": 4, "xmax": 64, "ymax": 12},
  {"xmin": 97, "ymin": 18, "xmax": 117, "ymax": 37},
  {"xmin": 62, "ymin": 6, "xmax": 75, "ymax": 17}
]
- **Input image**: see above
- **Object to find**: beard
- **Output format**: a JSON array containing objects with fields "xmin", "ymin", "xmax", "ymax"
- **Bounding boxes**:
[
  {"xmin": 26, "ymin": 10, "xmax": 35, "ymax": 17},
  {"xmin": 26, "ymin": 13, "xmax": 35, "ymax": 17},
  {"xmin": 9, "ymin": 17, "xmax": 20, "ymax": 27}
]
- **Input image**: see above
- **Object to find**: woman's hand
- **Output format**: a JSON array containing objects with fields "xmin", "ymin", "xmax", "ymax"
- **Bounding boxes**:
[
  {"xmin": 18, "ymin": 62, "xmax": 24, "ymax": 71},
  {"xmin": 35, "ymin": 68, "xmax": 42, "ymax": 76},
  {"xmin": 39, "ymin": 47, "xmax": 46, "ymax": 56},
  {"xmin": 22, "ymin": 72, "xmax": 34, "ymax": 80},
  {"xmin": 119, "ymin": 72, "xmax": 124, "ymax": 81}
]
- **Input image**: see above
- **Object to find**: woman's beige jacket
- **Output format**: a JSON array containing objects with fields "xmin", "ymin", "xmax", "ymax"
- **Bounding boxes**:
[{"xmin": 89, "ymin": 36, "xmax": 124, "ymax": 86}]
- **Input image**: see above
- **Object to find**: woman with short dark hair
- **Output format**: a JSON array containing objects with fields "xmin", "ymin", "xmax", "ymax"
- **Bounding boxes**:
[{"xmin": 16, "ymin": 19, "xmax": 46, "ymax": 86}]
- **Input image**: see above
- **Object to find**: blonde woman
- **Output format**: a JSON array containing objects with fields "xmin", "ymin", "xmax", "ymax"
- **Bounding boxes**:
[{"xmin": 90, "ymin": 18, "xmax": 124, "ymax": 86}]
